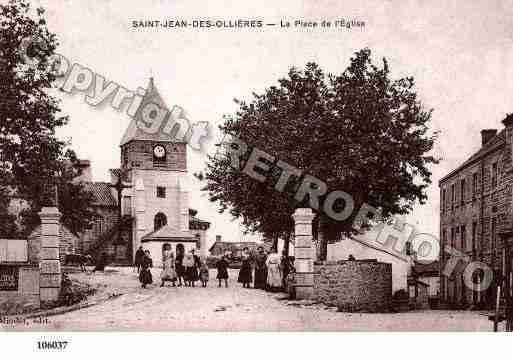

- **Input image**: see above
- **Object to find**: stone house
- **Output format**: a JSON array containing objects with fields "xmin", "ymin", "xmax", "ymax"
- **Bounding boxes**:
[
  {"xmin": 208, "ymin": 236, "xmax": 259, "ymax": 258},
  {"xmin": 439, "ymin": 114, "xmax": 513, "ymax": 308}
]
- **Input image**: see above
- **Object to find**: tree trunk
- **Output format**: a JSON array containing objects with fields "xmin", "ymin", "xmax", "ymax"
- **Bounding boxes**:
[
  {"xmin": 283, "ymin": 231, "xmax": 291, "ymax": 257},
  {"xmin": 318, "ymin": 215, "xmax": 328, "ymax": 261}
]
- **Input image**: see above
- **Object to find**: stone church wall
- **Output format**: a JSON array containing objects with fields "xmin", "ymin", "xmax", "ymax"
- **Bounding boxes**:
[{"xmin": 122, "ymin": 141, "xmax": 186, "ymax": 171}]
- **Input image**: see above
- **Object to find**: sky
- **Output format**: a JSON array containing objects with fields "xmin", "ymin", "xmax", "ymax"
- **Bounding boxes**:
[{"xmin": 32, "ymin": 0, "xmax": 513, "ymax": 248}]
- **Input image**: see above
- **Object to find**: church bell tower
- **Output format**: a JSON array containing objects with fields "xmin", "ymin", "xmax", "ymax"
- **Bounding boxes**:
[{"xmin": 118, "ymin": 78, "xmax": 192, "ymax": 260}]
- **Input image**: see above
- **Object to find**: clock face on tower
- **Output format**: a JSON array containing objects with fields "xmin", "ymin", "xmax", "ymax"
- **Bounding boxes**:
[{"xmin": 153, "ymin": 145, "xmax": 166, "ymax": 159}]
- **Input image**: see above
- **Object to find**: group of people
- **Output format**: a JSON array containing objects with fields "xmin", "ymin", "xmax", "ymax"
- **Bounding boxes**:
[
  {"xmin": 134, "ymin": 244, "xmax": 209, "ymax": 289},
  {"xmin": 236, "ymin": 246, "xmax": 294, "ymax": 293},
  {"xmin": 134, "ymin": 244, "xmax": 294, "ymax": 293}
]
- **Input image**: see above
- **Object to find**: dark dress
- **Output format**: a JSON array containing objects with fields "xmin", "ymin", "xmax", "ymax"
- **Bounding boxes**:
[
  {"xmin": 216, "ymin": 258, "xmax": 229, "ymax": 279},
  {"xmin": 253, "ymin": 253, "xmax": 268, "ymax": 289},
  {"xmin": 185, "ymin": 255, "xmax": 200, "ymax": 282},
  {"xmin": 134, "ymin": 249, "xmax": 144, "ymax": 268},
  {"xmin": 175, "ymin": 253, "xmax": 185, "ymax": 278},
  {"xmin": 237, "ymin": 256, "xmax": 252, "ymax": 284},
  {"xmin": 139, "ymin": 255, "xmax": 153, "ymax": 286}
]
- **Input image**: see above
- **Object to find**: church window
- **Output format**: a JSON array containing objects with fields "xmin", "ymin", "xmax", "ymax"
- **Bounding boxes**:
[
  {"xmin": 156, "ymin": 186, "xmax": 166, "ymax": 198},
  {"xmin": 154, "ymin": 212, "xmax": 167, "ymax": 231}
]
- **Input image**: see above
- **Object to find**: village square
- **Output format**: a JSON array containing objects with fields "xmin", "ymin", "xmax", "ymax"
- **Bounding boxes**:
[{"xmin": 1, "ymin": 0, "xmax": 513, "ymax": 334}]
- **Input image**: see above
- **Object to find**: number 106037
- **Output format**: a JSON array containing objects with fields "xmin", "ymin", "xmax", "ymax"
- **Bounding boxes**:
[{"xmin": 37, "ymin": 341, "xmax": 68, "ymax": 350}]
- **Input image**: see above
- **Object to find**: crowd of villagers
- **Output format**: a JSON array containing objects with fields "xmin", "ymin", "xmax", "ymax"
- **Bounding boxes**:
[{"xmin": 134, "ymin": 243, "xmax": 295, "ymax": 293}]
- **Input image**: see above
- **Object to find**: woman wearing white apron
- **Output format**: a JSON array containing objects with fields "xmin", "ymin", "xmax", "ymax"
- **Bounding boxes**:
[{"xmin": 160, "ymin": 243, "xmax": 177, "ymax": 287}]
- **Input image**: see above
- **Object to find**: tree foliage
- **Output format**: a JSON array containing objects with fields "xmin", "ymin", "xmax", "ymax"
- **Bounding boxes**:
[
  {"xmin": 201, "ymin": 49, "xmax": 438, "ymax": 257},
  {"xmin": 0, "ymin": 0, "xmax": 95, "ymax": 236}
]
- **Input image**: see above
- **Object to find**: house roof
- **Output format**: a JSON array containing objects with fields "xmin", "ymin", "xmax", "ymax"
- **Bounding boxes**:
[
  {"xmin": 83, "ymin": 182, "xmax": 117, "ymax": 207},
  {"xmin": 413, "ymin": 260, "xmax": 439, "ymax": 276},
  {"xmin": 439, "ymin": 129, "xmax": 505, "ymax": 184},
  {"xmin": 141, "ymin": 225, "xmax": 195, "ymax": 242},
  {"xmin": 208, "ymin": 241, "xmax": 259, "ymax": 253},
  {"xmin": 120, "ymin": 78, "xmax": 186, "ymax": 146},
  {"xmin": 189, "ymin": 217, "xmax": 210, "ymax": 230}
]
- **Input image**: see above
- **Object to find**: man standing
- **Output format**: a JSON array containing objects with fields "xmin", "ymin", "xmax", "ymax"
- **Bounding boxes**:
[{"xmin": 134, "ymin": 246, "xmax": 145, "ymax": 273}]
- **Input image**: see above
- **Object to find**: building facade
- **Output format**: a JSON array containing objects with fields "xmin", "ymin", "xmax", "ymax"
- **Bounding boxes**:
[{"xmin": 439, "ymin": 115, "xmax": 513, "ymax": 308}]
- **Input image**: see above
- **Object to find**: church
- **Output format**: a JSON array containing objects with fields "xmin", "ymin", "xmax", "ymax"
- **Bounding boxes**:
[{"xmin": 67, "ymin": 78, "xmax": 211, "ymax": 266}]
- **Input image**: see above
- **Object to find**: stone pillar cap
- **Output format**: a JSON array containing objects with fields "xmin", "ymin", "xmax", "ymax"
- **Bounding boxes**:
[{"xmin": 38, "ymin": 206, "xmax": 61, "ymax": 216}]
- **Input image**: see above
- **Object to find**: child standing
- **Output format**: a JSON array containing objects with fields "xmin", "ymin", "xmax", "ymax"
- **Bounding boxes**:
[
  {"xmin": 216, "ymin": 254, "xmax": 229, "ymax": 288},
  {"xmin": 199, "ymin": 259, "xmax": 209, "ymax": 287}
]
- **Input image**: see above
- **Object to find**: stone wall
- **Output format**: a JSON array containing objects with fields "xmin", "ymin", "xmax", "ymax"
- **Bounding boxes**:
[
  {"xmin": 313, "ymin": 260, "xmax": 392, "ymax": 312},
  {"xmin": 0, "ymin": 265, "xmax": 40, "ymax": 314}
]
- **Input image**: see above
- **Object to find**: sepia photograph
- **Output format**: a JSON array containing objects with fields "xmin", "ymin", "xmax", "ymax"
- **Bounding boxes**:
[{"xmin": 0, "ymin": 0, "xmax": 512, "ymax": 355}]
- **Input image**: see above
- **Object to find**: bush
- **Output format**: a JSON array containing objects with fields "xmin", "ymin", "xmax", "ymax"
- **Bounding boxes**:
[{"xmin": 59, "ymin": 274, "xmax": 95, "ymax": 306}]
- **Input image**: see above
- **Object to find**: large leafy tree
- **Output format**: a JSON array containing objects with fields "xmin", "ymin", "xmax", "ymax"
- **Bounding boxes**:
[
  {"xmin": 0, "ymin": 0, "xmax": 95, "ymax": 236},
  {"xmin": 199, "ymin": 48, "xmax": 438, "ymax": 258}
]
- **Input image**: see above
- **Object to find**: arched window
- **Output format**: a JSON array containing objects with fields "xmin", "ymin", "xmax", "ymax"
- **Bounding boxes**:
[{"xmin": 154, "ymin": 212, "xmax": 167, "ymax": 231}]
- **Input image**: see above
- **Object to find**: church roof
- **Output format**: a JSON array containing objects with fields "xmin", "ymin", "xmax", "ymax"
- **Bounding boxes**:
[
  {"xmin": 120, "ymin": 77, "xmax": 185, "ymax": 146},
  {"xmin": 83, "ymin": 182, "xmax": 117, "ymax": 207},
  {"xmin": 141, "ymin": 225, "xmax": 195, "ymax": 242}
]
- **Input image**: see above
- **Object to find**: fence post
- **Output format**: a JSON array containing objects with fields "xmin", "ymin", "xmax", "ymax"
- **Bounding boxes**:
[{"xmin": 292, "ymin": 208, "xmax": 315, "ymax": 300}]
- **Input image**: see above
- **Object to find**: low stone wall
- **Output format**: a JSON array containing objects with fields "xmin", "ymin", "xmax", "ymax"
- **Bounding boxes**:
[
  {"xmin": 313, "ymin": 260, "xmax": 392, "ymax": 313},
  {"xmin": 0, "ymin": 265, "xmax": 40, "ymax": 314}
]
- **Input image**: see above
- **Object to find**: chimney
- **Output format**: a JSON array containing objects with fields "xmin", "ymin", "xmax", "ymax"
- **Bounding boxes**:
[
  {"xmin": 216, "ymin": 235, "xmax": 222, "ymax": 242},
  {"xmin": 481, "ymin": 129, "xmax": 498, "ymax": 146}
]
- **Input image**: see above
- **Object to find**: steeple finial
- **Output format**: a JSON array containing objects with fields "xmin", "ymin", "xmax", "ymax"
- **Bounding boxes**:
[{"xmin": 149, "ymin": 69, "xmax": 154, "ymax": 89}]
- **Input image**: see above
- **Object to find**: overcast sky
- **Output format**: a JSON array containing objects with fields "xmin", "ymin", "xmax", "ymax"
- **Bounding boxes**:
[{"xmin": 36, "ymin": 0, "xmax": 513, "ymax": 247}]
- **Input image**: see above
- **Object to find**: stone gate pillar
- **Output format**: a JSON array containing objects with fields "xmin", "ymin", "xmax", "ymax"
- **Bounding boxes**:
[
  {"xmin": 292, "ymin": 208, "xmax": 315, "ymax": 299},
  {"xmin": 38, "ymin": 206, "xmax": 62, "ymax": 304}
]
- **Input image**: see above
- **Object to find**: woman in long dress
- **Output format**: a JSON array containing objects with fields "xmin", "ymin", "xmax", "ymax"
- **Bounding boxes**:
[
  {"xmin": 139, "ymin": 250, "xmax": 153, "ymax": 288},
  {"xmin": 266, "ymin": 250, "xmax": 283, "ymax": 292},
  {"xmin": 253, "ymin": 246, "xmax": 268, "ymax": 290},
  {"xmin": 183, "ymin": 250, "xmax": 199, "ymax": 287},
  {"xmin": 160, "ymin": 244, "xmax": 177, "ymax": 287},
  {"xmin": 175, "ymin": 244, "xmax": 185, "ymax": 286},
  {"xmin": 237, "ymin": 247, "xmax": 252, "ymax": 288}
]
